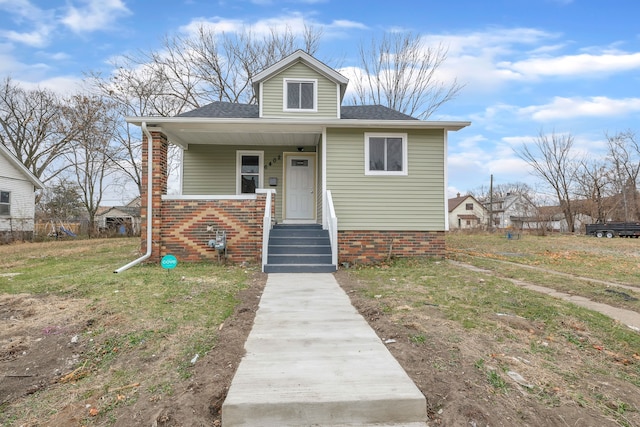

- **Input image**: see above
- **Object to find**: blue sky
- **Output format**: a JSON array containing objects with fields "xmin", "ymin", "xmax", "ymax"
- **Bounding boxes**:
[{"xmin": 1, "ymin": 0, "xmax": 640, "ymax": 203}]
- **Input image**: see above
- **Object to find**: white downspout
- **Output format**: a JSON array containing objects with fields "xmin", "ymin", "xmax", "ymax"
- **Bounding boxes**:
[{"xmin": 114, "ymin": 121, "xmax": 154, "ymax": 273}]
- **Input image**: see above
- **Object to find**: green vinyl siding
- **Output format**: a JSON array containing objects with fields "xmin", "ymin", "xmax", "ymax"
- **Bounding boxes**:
[
  {"xmin": 261, "ymin": 62, "xmax": 338, "ymax": 119},
  {"xmin": 182, "ymin": 145, "xmax": 236, "ymax": 194},
  {"xmin": 182, "ymin": 144, "xmax": 290, "ymax": 221},
  {"xmin": 182, "ymin": 144, "xmax": 288, "ymax": 195},
  {"xmin": 325, "ymin": 128, "xmax": 445, "ymax": 231}
]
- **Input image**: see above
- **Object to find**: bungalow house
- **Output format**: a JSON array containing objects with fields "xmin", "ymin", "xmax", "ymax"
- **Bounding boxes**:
[
  {"xmin": 95, "ymin": 197, "xmax": 141, "ymax": 236},
  {"xmin": 0, "ymin": 143, "xmax": 45, "ymax": 242},
  {"xmin": 122, "ymin": 50, "xmax": 469, "ymax": 272},
  {"xmin": 448, "ymin": 193, "xmax": 487, "ymax": 230}
]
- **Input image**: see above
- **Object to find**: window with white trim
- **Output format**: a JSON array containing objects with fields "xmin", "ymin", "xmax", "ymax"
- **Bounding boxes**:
[
  {"xmin": 236, "ymin": 151, "xmax": 264, "ymax": 194},
  {"xmin": 0, "ymin": 191, "xmax": 9, "ymax": 215},
  {"xmin": 284, "ymin": 79, "xmax": 316, "ymax": 111},
  {"xmin": 364, "ymin": 133, "xmax": 408, "ymax": 175}
]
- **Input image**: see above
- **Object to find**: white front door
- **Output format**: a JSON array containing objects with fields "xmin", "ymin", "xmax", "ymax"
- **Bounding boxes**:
[{"xmin": 285, "ymin": 154, "xmax": 316, "ymax": 221}]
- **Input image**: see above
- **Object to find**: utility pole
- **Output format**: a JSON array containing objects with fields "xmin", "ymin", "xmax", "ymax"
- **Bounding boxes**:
[{"xmin": 488, "ymin": 174, "xmax": 494, "ymax": 230}]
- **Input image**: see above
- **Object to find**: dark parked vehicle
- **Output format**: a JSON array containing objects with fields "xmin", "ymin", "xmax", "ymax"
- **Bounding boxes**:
[{"xmin": 585, "ymin": 222, "xmax": 640, "ymax": 238}]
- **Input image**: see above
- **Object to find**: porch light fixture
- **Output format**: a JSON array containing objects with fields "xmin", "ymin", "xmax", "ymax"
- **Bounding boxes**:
[{"xmin": 297, "ymin": 146, "xmax": 304, "ymax": 152}]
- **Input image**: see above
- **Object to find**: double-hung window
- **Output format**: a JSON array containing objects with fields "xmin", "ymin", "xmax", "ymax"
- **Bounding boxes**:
[
  {"xmin": 236, "ymin": 151, "xmax": 263, "ymax": 194},
  {"xmin": 0, "ymin": 191, "xmax": 9, "ymax": 215},
  {"xmin": 284, "ymin": 79, "xmax": 316, "ymax": 111},
  {"xmin": 364, "ymin": 133, "xmax": 408, "ymax": 176}
]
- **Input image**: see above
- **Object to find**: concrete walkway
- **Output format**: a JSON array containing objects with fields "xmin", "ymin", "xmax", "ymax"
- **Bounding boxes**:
[
  {"xmin": 451, "ymin": 260, "xmax": 640, "ymax": 331},
  {"xmin": 222, "ymin": 273, "xmax": 427, "ymax": 427}
]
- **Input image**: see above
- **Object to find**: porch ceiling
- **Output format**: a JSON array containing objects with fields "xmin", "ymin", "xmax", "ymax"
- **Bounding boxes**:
[{"xmin": 149, "ymin": 121, "xmax": 324, "ymax": 148}]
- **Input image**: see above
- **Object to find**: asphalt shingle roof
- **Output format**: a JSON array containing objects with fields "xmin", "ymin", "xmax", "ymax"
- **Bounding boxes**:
[
  {"xmin": 176, "ymin": 101, "xmax": 418, "ymax": 121},
  {"xmin": 340, "ymin": 105, "xmax": 418, "ymax": 121},
  {"xmin": 178, "ymin": 102, "xmax": 259, "ymax": 118}
]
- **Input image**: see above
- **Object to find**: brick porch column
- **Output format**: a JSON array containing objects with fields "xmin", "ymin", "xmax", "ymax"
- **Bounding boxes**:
[{"xmin": 140, "ymin": 130, "xmax": 168, "ymax": 262}]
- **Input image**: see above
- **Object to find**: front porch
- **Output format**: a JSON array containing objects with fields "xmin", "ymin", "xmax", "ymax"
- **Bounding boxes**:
[
  {"xmin": 140, "ymin": 130, "xmax": 445, "ymax": 272},
  {"xmin": 141, "ymin": 130, "xmax": 338, "ymax": 271}
]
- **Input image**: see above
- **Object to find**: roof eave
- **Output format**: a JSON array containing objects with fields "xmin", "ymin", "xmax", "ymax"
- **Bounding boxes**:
[
  {"xmin": 0, "ymin": 144, "xmax": 45, "ymax": 189},
  {"xmin": 126, "ymin": 116, "xmax": 471, "ymax": 131}
]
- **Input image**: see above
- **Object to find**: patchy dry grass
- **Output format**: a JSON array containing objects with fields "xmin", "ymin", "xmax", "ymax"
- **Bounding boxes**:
[
  {"xmin": 0, "ymin": 238, "xmax": 255, "ymax": 425},
  {"xmin": 342, "ymin": 232, "xmax": 640, "ymax": 426}
]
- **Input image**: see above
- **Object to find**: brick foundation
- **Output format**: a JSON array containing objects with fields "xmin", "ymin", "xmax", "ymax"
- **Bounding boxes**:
[
  {"xmin": 159, "ymin": 195, "xmax": 272, "ymax": 263},
  {"xmin": 338, "ymin": 230, "xmax": 445, "ymax": 264}
]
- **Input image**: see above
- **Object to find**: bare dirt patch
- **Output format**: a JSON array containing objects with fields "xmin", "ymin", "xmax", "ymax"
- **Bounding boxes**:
[{"xmin": 1, "ymin": 293, "xmax": 94, "ymax": 405}]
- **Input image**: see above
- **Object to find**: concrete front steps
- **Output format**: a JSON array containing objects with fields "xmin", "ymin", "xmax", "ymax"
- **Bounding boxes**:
[
  {"xmin": 264, "ymin": 224, "xmax": 337, "ymax": 273},
  {"xmin": 222, "ymin": 273, "xmax": 427, "ymax": 427}
]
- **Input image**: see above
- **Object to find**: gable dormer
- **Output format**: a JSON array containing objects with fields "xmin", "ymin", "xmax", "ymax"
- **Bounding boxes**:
[{"xmin": 252, "ymin": 50, "xmax": 349, "ymax": 119}]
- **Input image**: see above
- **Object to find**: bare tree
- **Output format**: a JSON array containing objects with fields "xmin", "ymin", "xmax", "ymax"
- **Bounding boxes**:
[
  {"xmin": 470, "ymin": 182, "xmax": 537, "ymax": 202},
  {"xmin": 0, "ymin": 77, "xmax": 77, "ymax": 183},
  {"xmin": 87, "ymin": 24, "xmax": 324, "ymax": 197},
  {"xmin": 350, "ymin": 32, "xmax": 463, "ymax": 119},
  {"xmin": 64, "ymin": 95, "xmax": 119, "ymax": 237},
  {"xmin": 187, "ymin": 24, "xmax": 323, "ymax": 105},
  {"xmin": 93, "ymin": 23, "xmax": 324, "ymax": 114},
  {"xmin": 574, "ymin": 159, "xmax": 613, "ymax": 223},
  {"xmin": 515, "ymin": 131, "xmax": 580, "ymax": 233},
  {"xmin": 37, "ymin": 178, "xmax": 84, "ymax": 223},
  {"xmin": 606, "ymin": 130, "xmax": 640, "ymax": 221}
]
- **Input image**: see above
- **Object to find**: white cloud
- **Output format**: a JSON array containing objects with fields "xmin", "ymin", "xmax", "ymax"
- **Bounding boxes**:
[
  {"xmin": 179, "ymin": 12, "xmax": 367, "ymax": 40},
  {"xmin": 330, "ymin": 19, "xmax": 367, "ymax": 31},
  {"xmin": 18, "ymin": 75, "xmax": 85, "ymax": 94},
  {"xmin": 61, "ymin": 0, "xmax": 131, "ymax": 33},
  {"xmin": 519, "ymin": 96, "xmax": 640, "ymax": 121},
  {"xmin": 424, "ymin": 28, "xmax": 561, "ymax": 93},
  {"xmin": 1, "ymin": 28, "xmax": 51, "ymax": 47},
  {"xmin": 502, "ymin": 52, "xmax": 640, "ymax": 79},
  {"xmin": 0, "ymin": 43, "xmax": 50, "ymax": 77},
  {"xmin": 424, "ymin": 27, "xmax": 640, "ymax": 97},
  {"xmin": 0, "ymin": 0, "xmax": 55, "ymax": 47},
  {"xmin": 0, "ymin": 0, "xmax": 43, "ymax": 19}
]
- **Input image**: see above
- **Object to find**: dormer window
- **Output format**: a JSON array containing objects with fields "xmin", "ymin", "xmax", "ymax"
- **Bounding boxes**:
[{"xmin": 284, "ymin": 79, "xmax": 316, "ymax": 111}]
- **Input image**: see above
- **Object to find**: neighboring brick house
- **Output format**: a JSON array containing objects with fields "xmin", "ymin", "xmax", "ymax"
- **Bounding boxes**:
[
  {"xmin": 448, "ymin": 193, "xmax": 487, "ymax": 230},
  {"xmin": 120, "ymin": 50, "xmax": 470, "ymax": 272},
  {"xmin": 0, "ymin": 143, "xmax": 44, "ymax": 242}
]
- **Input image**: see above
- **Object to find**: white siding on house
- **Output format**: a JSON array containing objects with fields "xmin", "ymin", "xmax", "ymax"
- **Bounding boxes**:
[
  {"xmin": 0, "ymin": 154, "xmax": 37, "ymax": 232},
  {"xmin": 261, "ymin": 62, "xmax": 339, "ymax": 119},
  {"xmin": 326, "ymin": 128, "xmax": 445, "ymax": 231},
  {"xmin": 448, "ymin": 197, "xmax": 486, "ymax": 229},
  {"xmin": 0, "ymin": 153, "xmax": 26, "ymax": 181}
]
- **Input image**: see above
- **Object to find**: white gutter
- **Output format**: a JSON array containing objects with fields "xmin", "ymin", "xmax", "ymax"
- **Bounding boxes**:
[
  {"xmin": 125, "ymin": 116, "xmax": 471, "ymax": 131},
  {"xmin": 114, "ymin": 121, "xmax": 154, "ymax": 273}
]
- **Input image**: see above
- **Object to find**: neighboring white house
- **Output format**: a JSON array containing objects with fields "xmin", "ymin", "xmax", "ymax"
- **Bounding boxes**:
[
  {"xmin": 448, "ymin": 193, "xmax": 487, "ymax": 230},
  {"xmin": 483, "ymin": 192, "xmax": 539, "ymax": 229},
  {"xmin": 0, "ymin": 144, "xmax": 45, "ymax": 242},
  {"xmin": 536, "ymin": 205, "xmax": 593, "ymax": 233}
]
